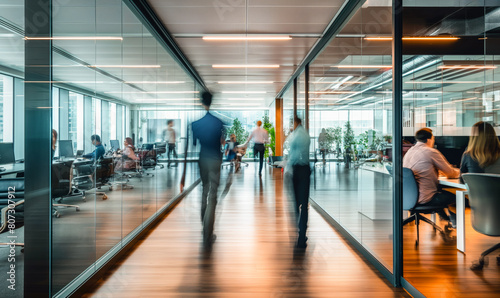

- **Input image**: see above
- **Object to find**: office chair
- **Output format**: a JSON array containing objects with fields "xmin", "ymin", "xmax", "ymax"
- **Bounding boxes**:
[
  {"xmin": 0, "ymin": 178, "xmax": 24, "ymax": 251},
  {"xmin": 403, "ymin": 167, "xmax": 449, "ymax": 246},
  {"xmin": 462, "ymin": 173, "xmax": 500, "ymax": 270},
  {"xmin": 72, "ymin": 162, "xmax": 108, "ymax": 200},
  {"xmin": 154, "ymin": 142, "xmax": 167, "ymax": 169},
  {"xmin": 52, "ymin": 161, "xmax": 80, "ymax": 217}
]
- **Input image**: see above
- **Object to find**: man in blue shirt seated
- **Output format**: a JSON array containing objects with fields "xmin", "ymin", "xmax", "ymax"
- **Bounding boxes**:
[{"xmin": 83, "ymin": 134, "xmax": 105, "ymax": 161}]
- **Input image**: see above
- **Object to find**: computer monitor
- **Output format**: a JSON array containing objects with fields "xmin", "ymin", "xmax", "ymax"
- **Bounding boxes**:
[
  {"xmin": 0, "ymin": 142, "xmax": 15, "ymax": 164},
  {"xmin": 59, "ymin": 140, "xmax": 74, "ymax": 158},
  {"xmin": 110, "ymin": 140, "xmax": 120, "ymax": 151}
]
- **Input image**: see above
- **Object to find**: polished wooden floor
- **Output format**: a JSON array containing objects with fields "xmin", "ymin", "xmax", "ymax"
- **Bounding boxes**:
[
  {"xmin": 311, "ymin": 162, "xmax": 500, "ymax": 297},
  {"xmin": 84, "ymin": 163, "xmax": 407, "ymax": 297}
]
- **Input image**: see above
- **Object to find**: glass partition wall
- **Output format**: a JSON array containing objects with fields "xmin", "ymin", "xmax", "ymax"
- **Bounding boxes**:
[
  {"xmin": 401, "ymin": 1, "xmax": 500, "ymax": 296},
  {"xmin": 0, "ymin": 0, "xmax": 205, "ymax": 296},
  {"xmin": 307, "ymin": 1, "xmax": 394, "ymax": 272}
]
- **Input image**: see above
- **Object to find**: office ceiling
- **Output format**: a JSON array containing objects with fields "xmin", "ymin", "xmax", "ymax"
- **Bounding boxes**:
[
  {"xmin": 0, "ymin": 0, "xmax": 498, "ymax": 110},
  {"xmin": 147, "ymin": 0, "xmax": 346, "ymax": 108}
]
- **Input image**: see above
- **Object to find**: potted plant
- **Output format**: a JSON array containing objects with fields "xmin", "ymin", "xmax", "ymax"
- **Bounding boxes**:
[
  {"xmin": 262, "ymin": 115, "xmax": 275, "ymax": 159},
  {"xmin": 343, "ymin": 121, "xmax": 355, "ymax": 168},
  {"xmin": 227, "ymin": 118, "xmax": 249, "ymax": 155}
]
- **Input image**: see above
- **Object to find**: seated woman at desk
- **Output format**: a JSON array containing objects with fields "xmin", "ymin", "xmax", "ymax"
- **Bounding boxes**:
[
  {"xmin": 225, "ymin": 134, "xmax": 241, "ymax": 171},
  {"xmin": 114, "ymin": 137, "xmax": 139, "ymax": 172},
  {"xmin": 460, "ymin": 121, "xmax": 500, "ymax": 182}
]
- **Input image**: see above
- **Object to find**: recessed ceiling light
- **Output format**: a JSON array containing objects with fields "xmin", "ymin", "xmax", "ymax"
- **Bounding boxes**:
[{"xmin": 212, "ymin": 64, "xmax": 280, "ymax": 68}]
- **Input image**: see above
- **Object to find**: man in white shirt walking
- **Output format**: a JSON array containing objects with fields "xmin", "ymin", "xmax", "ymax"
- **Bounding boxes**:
[
  {"xmin": 243, "ymin": 120, "xmax": 269, "ymax": 176},
  {"xmin": 165, "ymin": 120, "xmax": 177, "ymax": 167}
]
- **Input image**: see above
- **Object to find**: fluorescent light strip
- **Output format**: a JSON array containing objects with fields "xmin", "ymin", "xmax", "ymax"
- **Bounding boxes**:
[
  {"xmin": 203, "ymin": 36, "xmax": 291, "ymax": 41},
  {"xmin": 348, "ymin": 96, "xmax": 375, "ymax": 105},
  {"xmin": 311, "ymin": 81, "xmax": 366, "ymax": 84},
  {"xmin": 105, "ymin": 91, "xmax": 199, "ymax": 94},
  {"xmin": 438, "ymin": 65, "xmax": 496, "ymax": 69},
  {"xmin": 124, "ymin": 81, "xmax": 185, "ymax": 84},
  {"xmin": 221, "ymin": 91, "xmax": 267, "ymax": 94},
  {"xmin": 333, "ymin": 65, "xmax": 392, "ymax": 68},
  {"xmin": 25, "ymin": 36, "xmax": 123, "ymax": 40},
  {"xmin": 364, "ymin": 36, "xmax": 459, "ymax": 41},
  {"xmin": 403, "ymin": 97, "xmax": 439, "ymax": 100},
  {"xmin": 217, "ymin": 81, "xmax": 274, "ymax": 84},
  {"xmin": 89, "ymin": 65, "xmax": 160, "ymax": 68},
  {"xmin": 25, "ymin": 81, "xmax": 106, "ymax": 84},
  {"xmin": 405, "ymin": 81, "xmax": 482, "ymax": 84},
  {"xmin": 212, "ymin": 64, "xmax": 280, "ymax": 68},
  {"xmin": 219, "ymin": 103, "xmax": 262, "ymax": 106},
  {"xmin": 136, "ymin": 98, "xmax": 198, "ymax": 101},
  {"xmin": 225, "ymin": 98, "xmax": 264, "ymax": 101},
  {"xmin": 156, "ymin": 103, "xmax": 201, "ymax": 105},
  {"xmin": 306, "ymin": 91, "xmax": 357, "ymax": 94}
]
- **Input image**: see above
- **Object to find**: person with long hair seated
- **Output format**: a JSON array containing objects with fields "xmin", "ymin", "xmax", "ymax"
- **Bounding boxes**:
[
  {"xmin": 114, "ymin": 137, "xmax": 139, "ymax": 172},
  {"xmin": 225, "ymin": 133, "xmax": 241, "ymax": 171},
  {"xmin": 460, "ymin": 121, "xmax": 500, "ymax": 182}
]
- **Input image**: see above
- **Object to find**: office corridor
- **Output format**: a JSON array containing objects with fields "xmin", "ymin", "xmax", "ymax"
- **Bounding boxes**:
[{"xmin": 83, "ymin": 165, "xmax": 407, "ymax": 297}]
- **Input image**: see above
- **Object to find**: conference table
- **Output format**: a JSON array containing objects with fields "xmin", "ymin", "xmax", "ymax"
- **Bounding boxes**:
[
  {"xmin": 438, "ymin": 177, "xmax": 467, "ymax": 253},
  {"xmin": 362, "ymin": 163, "xmax": 469, "ymax": 253}
]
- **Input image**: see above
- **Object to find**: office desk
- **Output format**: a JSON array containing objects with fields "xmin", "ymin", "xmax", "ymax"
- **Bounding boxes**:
[
  {"xmin": 438, "ymin": 177, "xmax": 467, "ymax": 253},
  {"xmin": 0, "ymin": 163, "xmax": 25, "ymax": 176}
]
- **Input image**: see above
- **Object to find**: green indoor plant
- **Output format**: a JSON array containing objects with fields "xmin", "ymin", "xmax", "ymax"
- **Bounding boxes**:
[{"xmin": 343, "ymin": 121, "xmax": 355, "ymax": 167}]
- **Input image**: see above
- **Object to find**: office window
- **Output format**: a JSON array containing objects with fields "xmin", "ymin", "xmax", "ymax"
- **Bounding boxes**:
[
  {"xmin": 0, "ymin": 74, "xmax": 13, "ymax": 142},
  {"xmin": 110, "ymin": 102, "xmax": 117, "ymax": 140},
  {"xmin": 68, "ymin": 92, "xmax": 84, "ymax": 151},
  {"xmin": 94, "ymin": 98, "xmax": 102, "ymax": 137}
]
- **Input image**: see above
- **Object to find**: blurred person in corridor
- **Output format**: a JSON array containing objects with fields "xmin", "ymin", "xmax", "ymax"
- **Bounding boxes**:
[
  {"xmin": 288, "ymin": 116, "xmax": 311, "ymax": 249},
  {"xmin": 181, "ymin": 92, "xmax": 225, "ymax": 250}
]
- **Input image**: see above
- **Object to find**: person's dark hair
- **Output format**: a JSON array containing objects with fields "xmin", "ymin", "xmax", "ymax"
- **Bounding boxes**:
[
  {"xmin": 294, "ymin": 116, "xmax": 302, "ymax": 125},
  {"xmin": 167, "ymin": 120, "xmax": 173, "ymax": 125},
  {"xmin": 415, "ymin": 128, "xmax": 433, "ymax": 143},
  {"xmin": 91, "ymin": 134, "xmax": 101, "ymax": 143},
  {"xmin": 200, "ymin": 92, "xmax": 212, "ymax": 107}
]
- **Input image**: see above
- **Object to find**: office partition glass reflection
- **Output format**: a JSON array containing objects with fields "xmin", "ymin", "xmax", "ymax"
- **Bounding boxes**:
[
  {"xmin": 308, "ymin": 1, "xmax": 394, "ymax": 271},
  {"xmin": 401, "ymin": 1, "xmax": 500, "ymax": 296},
  {"xmin": 49, "ymin": 0, "xmax": 199, "ymax": 295}
]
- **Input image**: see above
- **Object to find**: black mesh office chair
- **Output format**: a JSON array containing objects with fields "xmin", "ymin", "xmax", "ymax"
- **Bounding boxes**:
[
  {"xmin": 0, "ymin": 178, "xmax": 24, "ymax": 251},
  {"xmin": 403, "ymin": 167, "xmax": 449, "ymax": 246},
  {"xmin": 52, "ymin": 161, "xmax": 81, "ymax": 217},
  {"xmin": 462, "ymin": 173, "xmax": 500, "ymax": 270},
  {"xmin": 154, "ymin": 142, "xmax": 166, "ymax": 169},
  {"xmin": 72, "ymin": 161, "xmax": 108, "ymax": 200}
]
